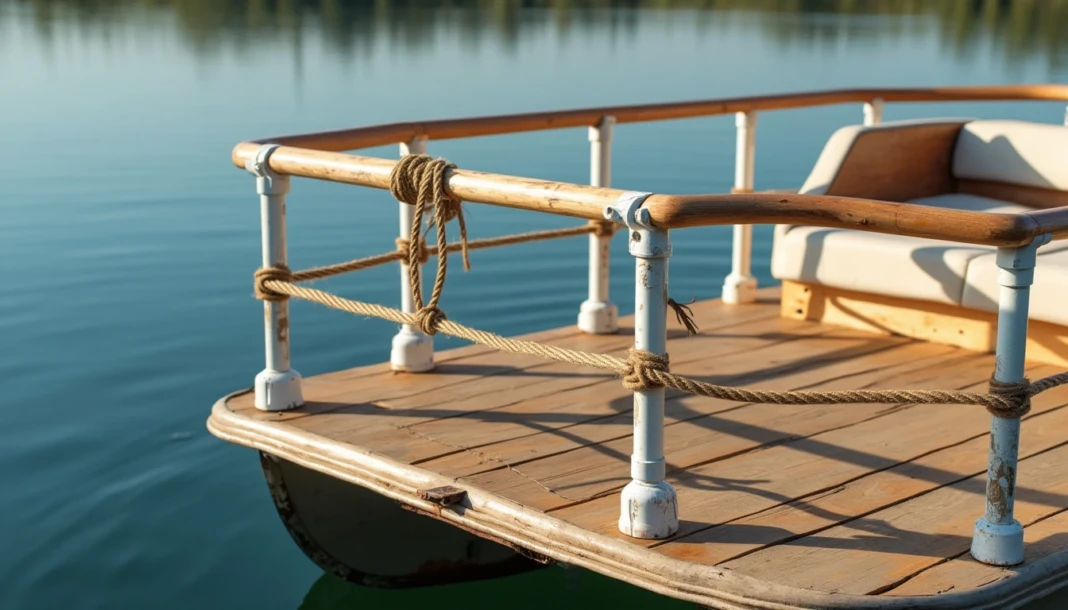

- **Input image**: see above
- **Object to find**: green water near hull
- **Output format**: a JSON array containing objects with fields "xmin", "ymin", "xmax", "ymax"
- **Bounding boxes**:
[{"xmin": 2, "ymin": 1, "xmax": 1068, "ymax": 609}]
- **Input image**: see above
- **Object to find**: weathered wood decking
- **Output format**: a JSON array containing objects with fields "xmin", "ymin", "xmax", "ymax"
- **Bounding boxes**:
[{"xmin": 208, "ymin": 288, "xmax": 1068, "ymax": 609}]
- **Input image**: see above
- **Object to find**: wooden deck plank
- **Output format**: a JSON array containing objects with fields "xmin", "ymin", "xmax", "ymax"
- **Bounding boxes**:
[
  {"xmin": 229, "ymin": 294, "xmax": 780, "ymax": 424},
  {"xmin": 719, "ymin": 442, "xmax": 1068, "ymax": 595},
  {"xmin": 466, "ymin": 335, "xmax": 960, "ymax": 511},
  {"xmin": 651, "ymin": 373, "xmax": 1068, "ymax": 565},
  {"xmin": 402, "ymin": 319, "xmax": 819, "ymax": 456},
  {"xmin": 551, "ymin": 351, "xmax": 1018, "ymax": 534},
  {"xmin": 213, "ymin": 290, "xmax": 1068, "ymax": 605},
  {"xmin": 283, "ymin": 311, "xmax": 795, "ymax": 464},
  {"xmin": 413, "ymin": 316, "xmax": 838, "ymax": 475},
  {"xmin": 886, "ymin": 509, "xmax": 1068, "ymax": 596}
]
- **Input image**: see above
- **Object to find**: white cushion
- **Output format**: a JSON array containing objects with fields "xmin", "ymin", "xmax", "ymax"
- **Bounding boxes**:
[
  {"xmin": 953, "ymin": 120, "xmax": 1068, "ymax": 191},
  {"xmin": 771, "ymin": 194, "xmax": 1032, "ymax": 306},
  {"xmin": 962, "ymin": 247, "xmax": 1068, "ymax": 327}
]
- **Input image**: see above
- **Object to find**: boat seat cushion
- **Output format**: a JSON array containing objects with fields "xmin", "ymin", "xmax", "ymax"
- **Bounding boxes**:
[
  {"xmin": 772, "ymin": 117, "xmax": 1068, "ymax": 325},
  {"xmin": 953, "ymin": 120, "xmax": 1068, "ymax": 191},
  {"xmin": 770, "ymin": 194, "xmax": 1058, "ymax": 307}
]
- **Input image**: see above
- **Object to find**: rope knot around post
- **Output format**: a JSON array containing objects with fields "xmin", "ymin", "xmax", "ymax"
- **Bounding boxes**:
[
  {"xmin": 987, "ymin": 376, "xmax": 1032, "ymax": 418},
  {"xmin": 389, "ymin": 153, "xmax": 468, "ymax": 335},
  {"xmin": 415, "ymin": 307, "xmax": 447, "ymax": 336},
  {"xmin": 254, "ymin": 265, "xmax": 293, "ymax": 302},
  {"xmin": 395, "ymin": 238, "xmax": 430, "ymax": 264},
  {"xmin": 622, "ymin": 349, "xmax": 670, "ymax": 391},
  {"xmin": 389, "ymin": 154, "xmax": 470, "ymax": 271}
]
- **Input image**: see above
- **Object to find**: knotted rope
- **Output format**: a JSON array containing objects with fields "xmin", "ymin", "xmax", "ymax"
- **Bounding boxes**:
[
  {"xmin": 987, "ymin": 377, "xmax": 1031, "ymax": 418},
  {"xmin": 395, "ymin": 238, "xmax": 430, "ymax": 264},
  {"xmin": 254, "ymin": 265, "xmax": 293, "ymax": 302},
  {"xmin": 248, "ymin": 152, "xmax": 1065, "ymax": 417},
  {"xmin": 622, "ymin": 349, "xmax": 670, "ymax": 391},
  {"xmin": 252, "ymin": 270, "xmax": 1066, "ymax": 417},
  {"xmin": 619, "ymin": 348, "xmax": 1043, "ymax": 418},
  {"xmin": 389, "ymin": 154, "xmax": 469, "ymax": 335}
]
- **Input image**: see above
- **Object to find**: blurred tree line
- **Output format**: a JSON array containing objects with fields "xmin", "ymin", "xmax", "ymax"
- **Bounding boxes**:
[{"xmin": 6, "ymin": 0, "xmax": 1067, "ymax": 70}]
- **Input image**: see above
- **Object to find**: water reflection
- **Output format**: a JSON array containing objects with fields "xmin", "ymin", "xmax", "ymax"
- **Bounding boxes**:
[
  {"xmin": 298, "ymin": 566, "xmax": 695, "ymax": 610},
  {"xmin": 7, "ymin": 0, "xmax": 1068, "ymax": 70}
]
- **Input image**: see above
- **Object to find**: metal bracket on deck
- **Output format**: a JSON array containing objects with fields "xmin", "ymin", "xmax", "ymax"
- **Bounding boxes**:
[{"xmin": 417, "ymin": 486, "xmax": 467, "ymax": 507}]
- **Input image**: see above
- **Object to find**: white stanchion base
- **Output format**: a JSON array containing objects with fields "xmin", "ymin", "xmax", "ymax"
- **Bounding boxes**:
[
  {"xmin": 577, "ymin": 300, "xmax": 619, "ymax": 334},
  {"xmin": 722, "ymin": 275, "xmax": 758, "ymax": 305},
  {"xmin": 618, "ymin": 480, "xmax": 679, "ymax": 539},
  {"xmin": 390, "ymin": 329, "xmax": 435, "ymax": 373},
  {"xmin": 971, "ymin": 517, "xmax": 1025, "ymax": 566},
  {"xmin": 255, "ymin": 368, "xmax": 304, "ymax": 412}
]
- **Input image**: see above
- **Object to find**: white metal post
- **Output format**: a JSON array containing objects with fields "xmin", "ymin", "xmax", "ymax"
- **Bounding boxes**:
[
  {"xmin": 971, "ymin": 235, "xmax": 1049, "ymax": 566},
  {"xmin": 722, "ymin": 111, "xmax": 758, "ymax": 304},
  {"xmin": 246, "ymin": 145, "xmax": 304, "ymax": 412},
  {"xmin": 578, "ymin": 116, "xmax": 619, "ymax": 334},
  {"xmin": 605, "ymin": 192, "xmax": 679, "ymax": 539},
  {"xmin": 390, "ymin": 136, "xmax": 435, "ymax": 372},
  {"xmin": 1063, "ymin": 105, "xmax": 1068, "ymax": 127},
  {"xmin": 863, "ymin": 98, "xmax": 884, "ymax": 126}
]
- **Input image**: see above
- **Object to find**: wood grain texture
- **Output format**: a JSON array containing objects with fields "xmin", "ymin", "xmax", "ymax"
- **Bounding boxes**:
[
  {"xmin": 234, "ymin": 85, "xmax": 1068, "ymax": 155},
  {"xmin": 781, "ymin": 280, "xmax": 1068, "ymax": 367},
  {"xmin": 653, "ymin": 365, "xmax": 1068, "ymax": 565},
  {"xmin": 887, "ymin": 509, "xmax": 1068, "ymax": 596},
  {"xmin": 643, "ymin": 192, "xmax": 1040, "ymax": 246},
  {"xmin": 211, "ymin": 288, "xmax": 1068, "ymax": 605},
  {"xmin": 721, "ymin": 441, "xmax": 1068, "ymax": 595},
  {"xmin": 232, "ymin": 144, "xmax": 1051, "ymax": 247},
  {"xmin": 231, "ymin": 86, "xmax": 1068, "ymax": 247},
  {"xmin": 825, "ymin": 122, "xmax": 962, "ymax": 201}
]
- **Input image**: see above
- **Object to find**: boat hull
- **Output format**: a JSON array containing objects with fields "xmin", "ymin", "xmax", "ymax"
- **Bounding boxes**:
[{"xmin": 259, "ymin": 452, "xmax": 547, "ymax": 587}]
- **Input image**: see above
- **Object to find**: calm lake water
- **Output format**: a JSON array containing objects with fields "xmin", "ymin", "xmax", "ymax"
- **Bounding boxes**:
[{"xmin": 3, "ymin": 1, "xmax": 1068, "ymax": 608}]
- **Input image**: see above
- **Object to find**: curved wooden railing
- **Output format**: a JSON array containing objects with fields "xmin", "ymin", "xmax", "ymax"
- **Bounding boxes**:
[
  {"xmin": 233, "ymin": 84, "xmax": 1068, "ymax": 569},
  {"xmin": 232, "ymin": 84, "xmax": 1068, "ymax": 247}
]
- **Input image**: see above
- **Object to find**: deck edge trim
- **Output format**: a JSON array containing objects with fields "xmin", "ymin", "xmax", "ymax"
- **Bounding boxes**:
[{"xmin": 208, "ymin": 392, "xmax": 1068, "ymax": 609}]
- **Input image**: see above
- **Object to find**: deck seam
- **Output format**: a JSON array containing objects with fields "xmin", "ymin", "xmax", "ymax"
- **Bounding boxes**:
[
  {"xmin": 878, "ymin": 492, "xmax": 1068, "ymax": 596},
  {"xmin": 466, "ymin": 335, "xmax": 910, "ymax": 483},
  {"xmin": 654, "ymin": 398, "xmax": 1068, "ymax": 563},
  {"xmin": 271, "ymin": 308, "xmax": 782, "ymax": 423},
  {"xmin": 532, "ymin": 346, "xmax": 967, "ymax": 514},
  {"xmin": 402, "ymin": 322, "xmax": 835, "ymax": 468},
  {"xmin": 642, "ymin": 359, "xmax": 1048, "ymax": 551},
  {"xmin": 209, "ymin": 395, "xmax": 1068, "ymax": 609},
  {"xmin": 400, "ymin": 426, "xmax": 586, "ymax": 502}
]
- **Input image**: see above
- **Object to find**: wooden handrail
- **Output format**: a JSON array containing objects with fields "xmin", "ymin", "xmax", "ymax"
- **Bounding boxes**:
[
  {"xmin": 645, "ymin": 193, "xmax": 1045, "ymax": 247},
  {"xmin": 233, "ymin": 85, "xmax": 1068, "ymax": 160},
  {"xmin": 233, "ymin": 85, "xmax": 1068, "ymax": 247},
  {"xmin": 246, "ymin": 144, "xmax": 1066, "ymax": 247}
]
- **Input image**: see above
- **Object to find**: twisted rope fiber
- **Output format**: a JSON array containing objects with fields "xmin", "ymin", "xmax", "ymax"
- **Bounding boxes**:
[
  {"xmin": 254, "ymin": 277, "xmax": 1065, "ymax": 418},
  {"xmin": 251, "ymin": 224, "xmax": 597, "ymax": 296},
  {"xmin": 395, "ymin": 225, "xmax": 596, "ymax": 262},
  {"xmin": 390, "ymin": 154, "xmax": 469, "ymax": 335},
  {"xmin": 254, "ymin": 153, "xmax": 1065, "ymax": 418}
]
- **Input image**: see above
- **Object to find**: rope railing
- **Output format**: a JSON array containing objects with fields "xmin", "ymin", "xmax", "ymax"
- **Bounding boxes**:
[
  {"xmin": 240, "ymin": 91, "xmax": 1068, "ymax": 559},
  {"xmin": 253, "ymin": 153, "xmax": 1068, "ymax": 421},
  {"xmin": 255, "ymin": 266, "xmax": 1068, "ymax": 420},
  {"xmin": 257, "ymin": 224, "xmax": 603, "ymax": 289}
]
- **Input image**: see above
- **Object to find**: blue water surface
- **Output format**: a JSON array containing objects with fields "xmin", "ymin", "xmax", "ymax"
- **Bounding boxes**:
[{"xmin": 2, "ymin": 2, "xmax": 1067, "ymax": 608}]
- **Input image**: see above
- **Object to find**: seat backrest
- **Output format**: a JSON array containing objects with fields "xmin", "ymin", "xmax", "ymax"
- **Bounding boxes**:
[
  {"xmin": 799, "ymin": 118, "xmax": 972, "ymax": 200},
  {"xmin": 953, "ymin": 120, "xmax": 1068, "ymax": 192}
]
